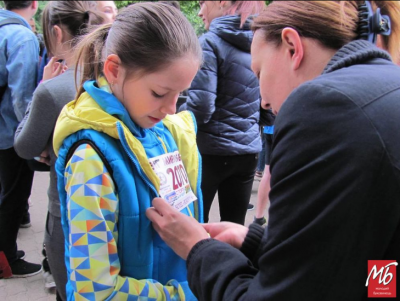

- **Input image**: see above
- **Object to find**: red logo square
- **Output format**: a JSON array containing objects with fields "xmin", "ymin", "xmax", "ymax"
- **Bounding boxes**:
[{"xmin": 366, "ymin": 260, "xmax": 397, "ymax": 298}]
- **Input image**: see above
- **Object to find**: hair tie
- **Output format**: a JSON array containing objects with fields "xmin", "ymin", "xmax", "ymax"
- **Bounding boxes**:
[
  {"xmin": 84, "ymin": 11, "xmax": 90, "ymax": 21},
  {"xmin": 357, "ymin": 1, "xmax": 391, "ymax": 44}
]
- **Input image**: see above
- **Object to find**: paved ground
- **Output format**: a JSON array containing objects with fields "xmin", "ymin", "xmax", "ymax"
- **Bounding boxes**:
[{"xmin": 0, "ymin": 171, "xmax": 261, "ymax": 300}]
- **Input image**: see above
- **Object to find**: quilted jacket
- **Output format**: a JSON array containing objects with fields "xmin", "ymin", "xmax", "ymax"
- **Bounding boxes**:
[{"xmin": 181, "ymin": 15, "xmax": 261, "ymax": 155}]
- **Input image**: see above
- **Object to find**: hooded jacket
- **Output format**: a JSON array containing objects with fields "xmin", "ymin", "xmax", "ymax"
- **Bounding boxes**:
[
  {"xmin": 54, "ymin": 79, "xmax": 203, "ymax": 300},
  {"xmin": 181, "ymin": 15, "xmax": 261, "ymax": 155}
]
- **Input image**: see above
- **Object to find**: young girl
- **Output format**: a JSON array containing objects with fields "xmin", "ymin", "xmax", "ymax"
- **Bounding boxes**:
[
  {"xmin": 14, "ymin": 2, "xmax": 103, "ymax": 299},
  {"xmin": 53, "ymin": 3, "xmax": 203, "ymax": 300}
]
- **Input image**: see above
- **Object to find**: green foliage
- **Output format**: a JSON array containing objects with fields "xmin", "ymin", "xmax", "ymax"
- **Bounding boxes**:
[
  {"xmin": 114, "ymin": 1, "xmax": 205, "ymax": 36},
  {"xmin": 33, "ymin": 1, "xmax": 47, "ymax": 33}
]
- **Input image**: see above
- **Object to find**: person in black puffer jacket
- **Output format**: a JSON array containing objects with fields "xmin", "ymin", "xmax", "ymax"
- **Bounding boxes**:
[{"xmin": 180, "ymin": 1, "xmax": 265, "ymax": 224}]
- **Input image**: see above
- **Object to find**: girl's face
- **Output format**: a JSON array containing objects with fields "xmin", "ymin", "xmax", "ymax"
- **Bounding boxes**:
[
  {"xmin": 251, "ymin": 30, "xmax": 294, "ymax": 114},
  {"xmin": 113, "ymin": 56, "xmax": 199, "ymax": 129},
  {"xmin": 198, "ymin": 1, "xmax": 224, "ymax": 30},
  {"xmin": 97, "ymin": 1, "xmax": 118, "ymax": 24}
]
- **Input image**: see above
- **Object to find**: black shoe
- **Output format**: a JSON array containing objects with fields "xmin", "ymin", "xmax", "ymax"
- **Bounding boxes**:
[
  {"xmin": 20, "ymin": 212, "xmax": 31, "ymax": 228},
  {"xmin": 16, "ymin": 250, "xmax": 25, "ymax": 260},
  {"xmin": 247, "ymin": 203, "xmax": 255, "ymax": 211},
  {"xmin": 9, "ymin": 259, "xmax": 42, "ymax": 278},
  {"xmin": 253, "ymin": 216, "xmax": 267, "ymax": 226}
]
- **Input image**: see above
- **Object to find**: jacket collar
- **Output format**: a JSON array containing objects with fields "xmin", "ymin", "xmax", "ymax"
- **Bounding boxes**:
[
  {"xmin": 83, "ymin": 78, "xmax": 144, "ymax": 136},
  {"xmin": 323, "ymin": 40, "xmax": 392, "ymax": 74},
  {"xmin": 0, "ymin": 10, "xmax": 30, "ymax": 29}
]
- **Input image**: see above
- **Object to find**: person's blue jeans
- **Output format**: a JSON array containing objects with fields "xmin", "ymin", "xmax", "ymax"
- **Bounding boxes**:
[
  {"xmin": 256, "ymin": 133, "xmax": 266, "ymax": 172},
  {"xmin": 0, "ymin": 147, "xmax": 34, "ymax": 263}
]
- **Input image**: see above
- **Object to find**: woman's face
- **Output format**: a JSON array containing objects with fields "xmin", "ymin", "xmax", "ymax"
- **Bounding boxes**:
[
  {"xmin": 251, "ymin": 30, "xmax": 294, "ymax": 114},
  {"xmin": 112, "ymin": 56, "xmax": 199, "ymax": 129},
  {"xmin": 97, "ymin": 1, "xmax": 118, "ymax": 24},
  {"xmin": 198, "ymin": 1, "xmax": 224, "ymax": 30}
]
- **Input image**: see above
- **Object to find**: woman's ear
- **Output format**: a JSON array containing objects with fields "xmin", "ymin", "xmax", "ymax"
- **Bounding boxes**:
[
  {"xmin": 103, "ymin": 54, "xmax": 122, "ymax": 85},
  {"xmin": 281, "ymin": 27, "xmax": 304, "ymax": 70}
]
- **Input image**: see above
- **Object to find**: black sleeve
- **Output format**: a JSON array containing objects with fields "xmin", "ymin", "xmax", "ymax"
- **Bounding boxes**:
[{"xmin": 187, "ymin": 83, "xmax": 386, "ymax": 300}]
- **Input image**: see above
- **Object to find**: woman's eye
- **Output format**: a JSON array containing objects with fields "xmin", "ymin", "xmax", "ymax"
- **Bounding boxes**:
[{"xmin": 152, "ymin": 91, "xmax": 164, "ymax": 98}]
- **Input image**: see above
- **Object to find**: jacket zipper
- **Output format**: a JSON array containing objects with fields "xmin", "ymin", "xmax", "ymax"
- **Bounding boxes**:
[{"xmin": 117, "ymin": 122, "xmax": 158, "ymax": 197}]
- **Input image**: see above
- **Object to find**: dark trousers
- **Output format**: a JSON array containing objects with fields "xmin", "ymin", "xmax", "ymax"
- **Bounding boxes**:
[
  {"xmin": 0, "ymin": 147, "xmax": 34, "ymax": 263},
  {"xmin": 201, "ymin": 153, "xmax": 258, "ymax": 225}
]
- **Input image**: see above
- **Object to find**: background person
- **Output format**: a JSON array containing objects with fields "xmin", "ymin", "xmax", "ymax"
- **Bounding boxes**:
[
  {"xmin": 95, "ymin": 1, "xmax": 118, "ymax": 24},
  {"xmin": 14, "ymin": 2, "xmax": 104, "ymax": 298},
  {"xmin": 0, "ymin": 0, "xmax": 41, "ymax": 277},
  {"xmin": 180, "ymin": 1, "xmax": 265, "ymax": 225},
  {"xmin": 147, "ymin": 1, "xmax": 400, "ymax": 300}
]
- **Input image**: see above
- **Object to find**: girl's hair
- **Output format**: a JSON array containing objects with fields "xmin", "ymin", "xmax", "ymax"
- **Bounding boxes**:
[
  {"xmin": 42, "ymin": 1, "xmax": 104, "ymax": 57},
  {"xmin": 224, "ymin": 1, "xmax": 266, "ymax": 27},
  {"xmin": 252, "ymin": 1, "xmax": 400, "ymax": 60},
  {"xmin": 74, "ymin": 2, "xmax": 202, "ymax": 98}
]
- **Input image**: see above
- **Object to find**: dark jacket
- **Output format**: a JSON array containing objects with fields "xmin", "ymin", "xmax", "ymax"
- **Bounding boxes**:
[
  {"xmin": 181, "ymin": 15, "xmax": 261, "ymax": 156},
  {"xmin": 186, "ymin": 40, "xmax": 400, "ymax": 300}
]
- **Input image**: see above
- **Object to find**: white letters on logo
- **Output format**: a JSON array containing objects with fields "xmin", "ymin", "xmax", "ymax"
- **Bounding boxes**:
[{"xmin": 366, "ymin": 262, "xmax": 398, "ymax": 286}]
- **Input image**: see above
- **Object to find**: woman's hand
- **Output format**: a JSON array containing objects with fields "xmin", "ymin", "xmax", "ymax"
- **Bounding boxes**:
[
  {"xmin": 203, "ymin": 222, "xmax": 249, "ymax": 249},
  {"xmin": 146, "ymin": 198, "xmax": 210, "ymax": 260},
  {"xmin": 42, "ymin": 57, "xmax": 68, "ymax": 81}
]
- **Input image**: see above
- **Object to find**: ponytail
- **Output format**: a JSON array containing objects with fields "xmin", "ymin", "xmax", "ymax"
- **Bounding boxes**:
[
  {"xmin": 371, "ymin": 1, "xmax": 400, "ymax": 64},
  {"xmin": 225, "ymin": 1, "xmax": 266, "ymax": 27},
  {"xmin": 42, "ymin": 1, "xmax": 104, "ymax": 57},
  {"xmin": 74, "ymin": 23, "xmax": 111, "ymax": 99}
]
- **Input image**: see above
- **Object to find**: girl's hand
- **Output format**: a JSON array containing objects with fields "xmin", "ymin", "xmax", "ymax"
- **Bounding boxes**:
[{"xmin": 42, "ymin": 57, "xmax": 68, "ymax": 81}]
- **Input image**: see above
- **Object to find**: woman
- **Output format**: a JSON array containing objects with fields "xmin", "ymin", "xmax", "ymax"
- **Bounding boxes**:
[
  {"xmin": 147, "ymin": 1, "xmax": 400, "ymax": 300},
  {"xmin": 14, "ymin": 2, "xmax": 103, "ymax": 299},
  {"xmin": 181, "ymin": 1, "xmax": 265, "ymax": 224}
]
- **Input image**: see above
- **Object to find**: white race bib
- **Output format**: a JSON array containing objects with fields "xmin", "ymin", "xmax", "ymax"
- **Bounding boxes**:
[{"xmin": 148, "ymin": 151, "xmax": 197, "ymax": 211}]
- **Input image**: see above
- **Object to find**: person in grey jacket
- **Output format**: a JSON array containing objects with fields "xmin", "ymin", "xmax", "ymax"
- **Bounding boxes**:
[
  {"xmin": 14, "ymin": 2, "xmax": 103, "ymax": 299},
  {"xmin": 180, "ymin": 1, "xmax": 265, "ymax": 224}
]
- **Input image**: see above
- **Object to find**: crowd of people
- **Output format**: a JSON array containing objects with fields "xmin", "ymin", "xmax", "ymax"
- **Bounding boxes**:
[{"xmin": 1, "ymin": 1, "xmax": 399, "ymax": 301}]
